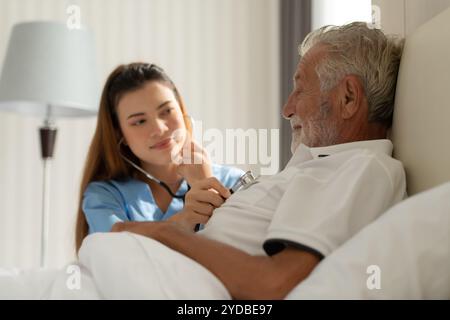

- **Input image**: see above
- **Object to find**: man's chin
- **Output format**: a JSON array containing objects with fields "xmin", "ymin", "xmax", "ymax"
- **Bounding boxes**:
[
  {"xmin": 291, "ymin": 142, "xmax": 301, "ymax": 154},
  {"xmin": 291, "ymin": 132, "xmax": 304, "ymax": 154}
]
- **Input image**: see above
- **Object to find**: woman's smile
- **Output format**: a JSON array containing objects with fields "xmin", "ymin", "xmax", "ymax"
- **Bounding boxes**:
[{"xmin": 150, "ymin": 137, "xmax": 173, "ymax": 150}]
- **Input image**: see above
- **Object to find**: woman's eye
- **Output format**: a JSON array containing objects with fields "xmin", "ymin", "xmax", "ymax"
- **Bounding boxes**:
[
  {"xmin": 132, "ymin": 119, "xmax": 146, "ymax": 126},
  {"xmin": 161, "ymin": 108, "xmax": 173, "ymax": 116}
]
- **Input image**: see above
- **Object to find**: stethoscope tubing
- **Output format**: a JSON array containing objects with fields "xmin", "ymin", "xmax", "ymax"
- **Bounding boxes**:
[{"xmin": 118, "ymin": 139, "xmax": 187, "ymax": 201}]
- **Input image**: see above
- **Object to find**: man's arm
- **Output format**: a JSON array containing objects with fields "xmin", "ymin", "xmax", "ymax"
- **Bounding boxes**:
[{"xmin": 112, "ymin": 221, "xmax": 320, "ymax": 300}]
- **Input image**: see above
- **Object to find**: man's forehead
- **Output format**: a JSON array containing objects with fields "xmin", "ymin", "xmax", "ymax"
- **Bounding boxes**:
[
  {"xmin": 303, "ymin": 42, "xmax": 329, "ymax": 60},
  {"xmin": 294, "ymin": 44, "xmax": 328, "ymax": 81},
  {"xmin": 293, "ymin": 60, "xmax": 308, "ymax": 82}
]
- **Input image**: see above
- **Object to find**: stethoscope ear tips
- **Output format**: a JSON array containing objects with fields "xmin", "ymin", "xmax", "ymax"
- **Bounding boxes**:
[{"xmin": 118, "ymin": 137, "xmax": 128, "ymax": 147}]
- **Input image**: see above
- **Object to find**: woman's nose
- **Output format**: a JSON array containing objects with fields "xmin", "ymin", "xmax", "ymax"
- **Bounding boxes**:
[{"xmin": 149, "ymin": 118, "xmax": 168, "ymax": 137}]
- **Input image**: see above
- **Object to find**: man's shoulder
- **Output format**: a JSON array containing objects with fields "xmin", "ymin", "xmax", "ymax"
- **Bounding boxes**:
[
  {"xmin": 332, "ymin": 147, "xmax": 404, "ymax": 180},
  {"xmin": 290, "ymin": 146, "xmax": 405, "ymax": 187},
  {"xmin": 333, "ymin": 146, "xmax": 402, "ymax": 168},
  {"xmin": 332, "ymin": 147, "xmax": 406, "ymax": 197}
]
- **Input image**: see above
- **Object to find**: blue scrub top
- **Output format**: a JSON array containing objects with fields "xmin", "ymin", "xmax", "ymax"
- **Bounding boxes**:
[{"xmin": 83, "ymin": 164, "xmax": 244, "ymax": 234}]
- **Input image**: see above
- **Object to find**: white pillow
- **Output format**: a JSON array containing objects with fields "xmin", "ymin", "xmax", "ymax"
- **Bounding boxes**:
[{"xmin": 287, "ymin": 182, "xmax": 450, "ymax": 299}]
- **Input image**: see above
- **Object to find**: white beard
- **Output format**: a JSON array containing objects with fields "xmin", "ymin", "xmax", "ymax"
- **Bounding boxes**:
[{"xmin": 291, "ymin": 130, "xmax": 302, "ymax": 154}]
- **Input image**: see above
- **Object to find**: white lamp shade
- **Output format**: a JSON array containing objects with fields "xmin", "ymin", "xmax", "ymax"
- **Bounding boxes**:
[{"xmin": 0, "ymin": 21, "xmax": 99, "ymax": 117}]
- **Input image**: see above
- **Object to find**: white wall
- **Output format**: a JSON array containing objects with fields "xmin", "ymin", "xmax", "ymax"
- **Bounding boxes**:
[
  {"xmin": 373, "ymin": 0, "xmax": 450, "ymax": 36},
  {"xmin": 311, "ymin": 0, "xmax": 450, "ymax": 37},
  {"xmin": 0, "ymin": 0, "xmax": 280, "ymax": 268},
  {"xmin": 312, "ymin": 0, "xmax": 372, "ymax": 30}
]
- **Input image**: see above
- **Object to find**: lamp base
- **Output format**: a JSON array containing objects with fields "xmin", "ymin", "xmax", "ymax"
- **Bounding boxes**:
[
  {"xmin": 40, "ymin": 159, "xmax": 50, "ymax": 268},
  {"xmin": 39, "ymin": 126, "xmax": 57, "ymax": 159},
  {"xmin": 39, "ymin": 124, "xmax": 57, "ymax": 268}
]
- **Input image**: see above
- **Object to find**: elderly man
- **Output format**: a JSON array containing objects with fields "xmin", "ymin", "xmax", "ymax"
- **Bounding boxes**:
[{"xmin": 93, "ymin": 22, "xmax": 406, "ymax": 299}]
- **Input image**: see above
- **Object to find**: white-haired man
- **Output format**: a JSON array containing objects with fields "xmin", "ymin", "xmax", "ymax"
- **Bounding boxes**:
[{"xmin": 92, "ymin": 22, "xmax": 407, "ymax": 299}]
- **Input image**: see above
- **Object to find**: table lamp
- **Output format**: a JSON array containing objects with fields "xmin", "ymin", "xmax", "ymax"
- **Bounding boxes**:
[{"xmin": 0, "ymin": 21, "xmax": 99, "ymax": 267}]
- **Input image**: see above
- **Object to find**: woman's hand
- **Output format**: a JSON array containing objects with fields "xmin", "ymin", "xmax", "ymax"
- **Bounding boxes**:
[
  {"xmin": 176, "ymin": 138, "xmax": 213, "ymax": 185},
  {"xmin": 168, "ymin": 177, "xmax": 231, "ymax": 230}
]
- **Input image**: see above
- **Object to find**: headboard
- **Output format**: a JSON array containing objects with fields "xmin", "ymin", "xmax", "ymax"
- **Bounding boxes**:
[{"xmin": 391, "ymin": 7, "xmax": 450, "ymax": 196}]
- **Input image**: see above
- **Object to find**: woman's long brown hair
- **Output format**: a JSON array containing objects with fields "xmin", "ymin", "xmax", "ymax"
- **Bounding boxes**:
[{"xmin": 75, "ymin": 63, "xmax": 192, "ymax": 253}]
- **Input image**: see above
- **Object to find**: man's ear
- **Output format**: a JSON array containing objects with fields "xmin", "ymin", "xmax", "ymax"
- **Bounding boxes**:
[{"xmin": 339, "ymin": 74, "xmax": 364, "ymax": 120}]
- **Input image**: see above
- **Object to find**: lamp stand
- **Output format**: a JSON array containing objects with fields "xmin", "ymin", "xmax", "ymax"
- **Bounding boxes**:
[{"xmin": 39, "ymin": 117, "xmax": 57, "ymax": 268}]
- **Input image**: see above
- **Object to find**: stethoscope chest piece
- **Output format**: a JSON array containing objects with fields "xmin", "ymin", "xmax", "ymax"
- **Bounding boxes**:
[{"xmin": 230, "ymin": 170, "xmax": 259, "ymax": 194}]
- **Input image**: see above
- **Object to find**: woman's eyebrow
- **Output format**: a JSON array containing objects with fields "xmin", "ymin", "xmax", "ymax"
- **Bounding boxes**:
[
  {"xmin": 126, "ymin": 101, "xmax": 173, "ymax": 119},
  {"xmin": 127, "ymin": 112, "xmax": 145, "ymax": 120},
  {"xmin": 156, "ymin": 100, "xmax": 172, "ymax": 110}
]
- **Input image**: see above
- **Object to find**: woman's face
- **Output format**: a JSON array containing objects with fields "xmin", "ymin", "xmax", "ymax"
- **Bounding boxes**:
[{"xmin": 116, "ymin": 81, "xmax": 187, "ymax": 167}]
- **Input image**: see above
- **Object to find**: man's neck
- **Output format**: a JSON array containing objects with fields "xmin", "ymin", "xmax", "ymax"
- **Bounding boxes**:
[{"xmin": 338, "ymin": 122, "xmax": 388, "ymax": 145}]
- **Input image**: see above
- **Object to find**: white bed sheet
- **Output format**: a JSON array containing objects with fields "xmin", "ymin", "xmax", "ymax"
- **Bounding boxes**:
[{"xmin": 0, "ymin": 232, "xmax": 230, "ymax": 300}]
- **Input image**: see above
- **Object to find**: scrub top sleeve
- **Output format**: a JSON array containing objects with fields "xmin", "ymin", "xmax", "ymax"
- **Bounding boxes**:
[
  {"xmin": 264, "ymin": 154, "xmax": 401, "ymax": 258},
  {"xmin": 214, "ymin": 165, "xmax": 245, "ymax": 189},
  {"xmin": 82, "ymin": 182, "xmax": 129, "ymax": 234}
]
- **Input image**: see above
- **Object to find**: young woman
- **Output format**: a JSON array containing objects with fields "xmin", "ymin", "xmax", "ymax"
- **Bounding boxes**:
[{"xmin": 75, "ymin": 63, "xmax": 243, "ymax": 252}]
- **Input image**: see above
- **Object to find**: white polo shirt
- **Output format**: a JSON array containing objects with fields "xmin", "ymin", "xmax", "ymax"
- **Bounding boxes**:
[{"xmin": 199, "ymin": 140, "xmax": 406, "ymax": 258}]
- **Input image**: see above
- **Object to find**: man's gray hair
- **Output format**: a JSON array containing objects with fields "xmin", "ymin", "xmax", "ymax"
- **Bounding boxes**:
[{"xmin": 299, "ymin": 22, "xmax": 405, "ymax": 126}]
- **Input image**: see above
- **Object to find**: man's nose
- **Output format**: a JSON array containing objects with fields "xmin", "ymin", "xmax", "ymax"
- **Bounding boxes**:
[{"xmin": 282, "ymin": 93, "xmax": 295, "ymax": 120}]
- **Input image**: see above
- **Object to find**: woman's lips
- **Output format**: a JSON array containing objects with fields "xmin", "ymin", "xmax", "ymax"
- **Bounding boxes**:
[{"xmin": 150, "ymin": 138, "xmax": 173, "ymax": 150}]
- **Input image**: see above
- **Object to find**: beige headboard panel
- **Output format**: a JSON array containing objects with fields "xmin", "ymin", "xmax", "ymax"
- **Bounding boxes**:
[{"xmin": 391, "ymin": 7, "xmax": 450, "ymax": 196}]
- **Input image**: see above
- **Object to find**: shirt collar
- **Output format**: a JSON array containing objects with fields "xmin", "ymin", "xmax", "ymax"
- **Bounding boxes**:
[
  {"xmin": 309, "ymin": 139, "xmax": 393, "ymax": 159},
  {"xmin": 286, "ymin": 139, "xmax": 393, "ymax": 168}
]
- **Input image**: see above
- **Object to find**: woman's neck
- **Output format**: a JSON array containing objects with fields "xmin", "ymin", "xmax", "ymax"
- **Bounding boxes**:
[{"xmin": 141, "ymin": 162, "xmax": 182, "ymax": 185}]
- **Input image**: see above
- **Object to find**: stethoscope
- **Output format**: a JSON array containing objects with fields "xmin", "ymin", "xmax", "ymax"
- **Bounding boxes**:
[
  {"xmin": 118, "ymin": 139, "xmax": 260, "ymax": 202},
  {"xmin": 230, "ymin": 170, "xmax": 259, "ymax": 193},
  {"xmin": 118, "ymin": 137, "xmax": 188, "ymax": 201}
]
